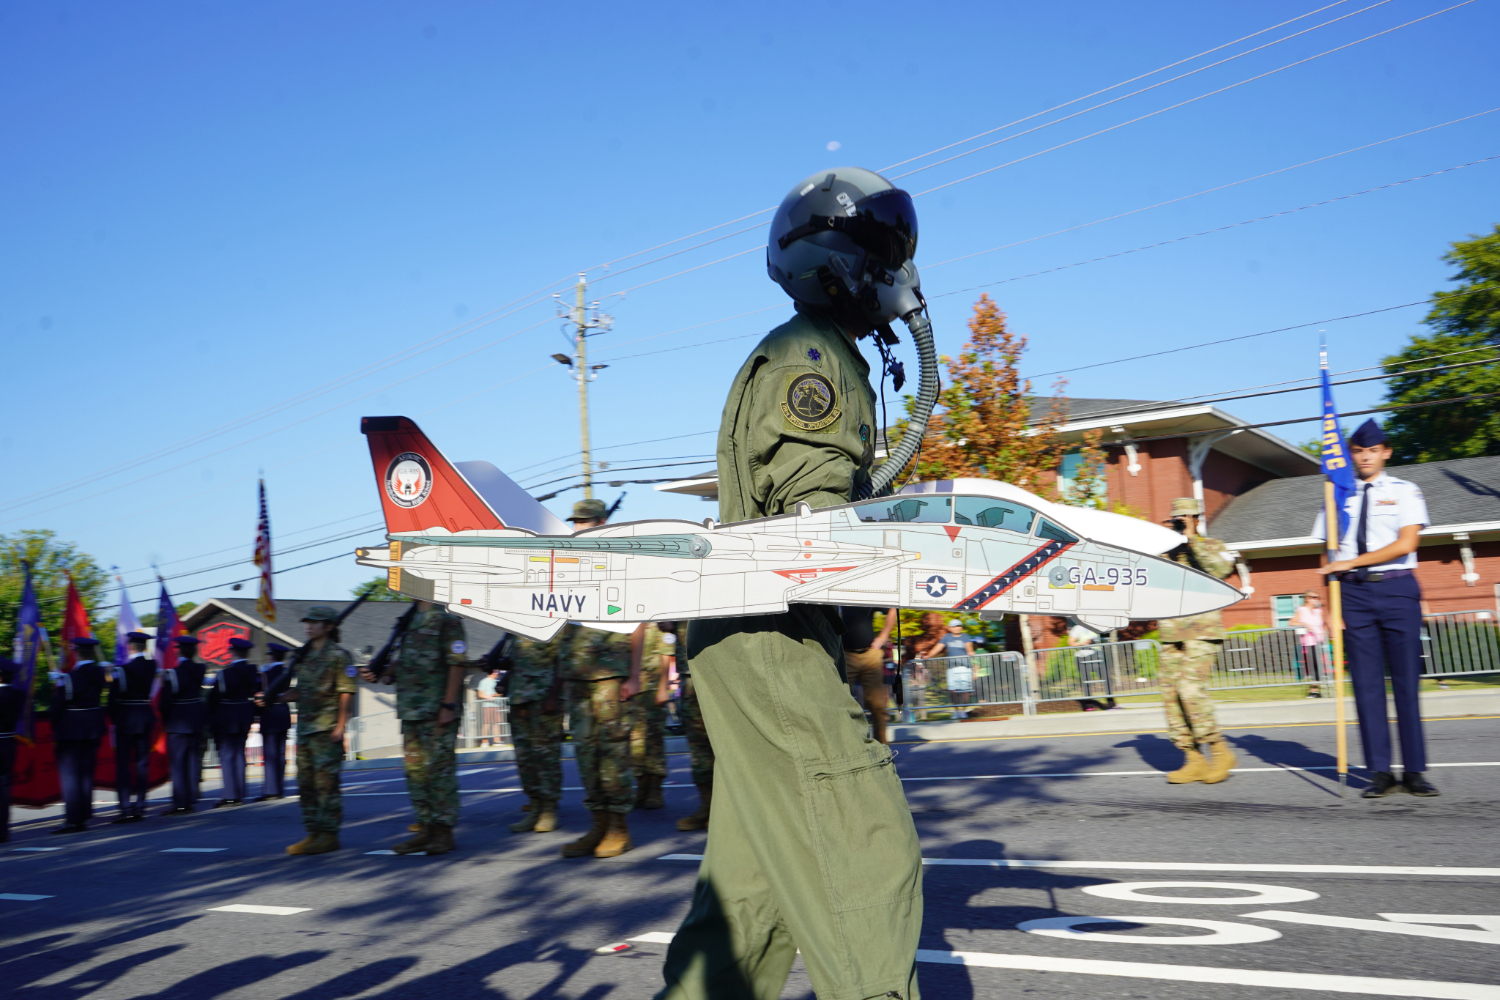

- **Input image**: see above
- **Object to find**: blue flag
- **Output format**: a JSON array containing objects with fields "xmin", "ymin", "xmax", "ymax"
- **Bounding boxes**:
[
  {"xmin": 1319, "ymin": 354, "xmax": 1358, "ymax": 544},
  {"xmin": 12, "ymin": 562, "xmax": 43, "ymax": 739}
]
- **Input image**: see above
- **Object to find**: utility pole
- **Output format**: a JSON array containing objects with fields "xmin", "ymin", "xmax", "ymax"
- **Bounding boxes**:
[{"xmin": 552, "ymin": 274, "xmax": 612, "ymax": 500}]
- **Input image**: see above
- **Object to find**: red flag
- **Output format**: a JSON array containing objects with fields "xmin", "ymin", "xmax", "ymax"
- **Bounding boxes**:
[{"xmin": 60, "ymin": 576, "xmax": 94, "ymax": 671}]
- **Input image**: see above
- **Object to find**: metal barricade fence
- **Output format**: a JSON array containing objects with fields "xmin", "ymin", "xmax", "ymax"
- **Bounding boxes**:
[
  {"xmin": 1420, "ymin": 610, "xmax": 1500, "ymax": 678},
  {"xmin": 346, "ymin": 709, "xmax": 400, "ymax": 760},
  {"xmin": 904, "ymin": 652, "xmax": 1028, "ymax": 719},
  {"xmin": 1030, "ymin": 639, "xmax": 1163, "ymax": 705},
  {"xmin": 463, "ymin": 695, "xmax": 511, "ymax": 748}
]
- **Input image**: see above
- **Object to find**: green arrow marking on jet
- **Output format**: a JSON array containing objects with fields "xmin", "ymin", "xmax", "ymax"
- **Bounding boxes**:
[{"xmin": 608, "ymin": 605, "xmax": 621, "ymax": 615}]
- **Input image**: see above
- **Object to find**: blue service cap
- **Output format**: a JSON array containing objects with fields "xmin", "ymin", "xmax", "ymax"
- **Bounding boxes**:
[
  {"xmin": 228, "ymin": 637, "xmax": 254, "ymax": 650},
  {"xmin": 172, "ymin": 635, "xmax": 200, "ymax": 647},
  {"xmin": 70, "ymin": 636, "xmax": 101, "ymax": 648},
  {"xmin": 1348, "ymin": 419, "xmax": 1387, "ymax": 448},
  {"xmin": 266, "ymin": 642, "xmax": 293, "ymax": 653},
  {"xmin": 125, "ymin": 631, "xmax": 151, "ymax": 642}
]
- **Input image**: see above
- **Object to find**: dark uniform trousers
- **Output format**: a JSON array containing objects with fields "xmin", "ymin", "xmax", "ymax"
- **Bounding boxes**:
[
  {"xmin": 114, "ymin": 730, "xmax": 152, "ymax": 813},
  {"xmin": 54, "ymin": 664, "xmax": 109, "ymax": 827},
  {"xmin": 0, "ymin": 736, "xmax": 14, "ymax": 841},
  {"xmin": 211, "ymin": 662, "xmax": 259, "ymax": 801},
  {"xmin": 56, "ymin": 737, "xmax": 102, "ymax": 826},
  {"xmin": 257, "ymin": 665, "xmax": 293, "ymax": 797},
  {"xmin": 1342, "ymin": 572, "xmax": 1427, "ymax": 773},
  {"xmin": 110, "ymin": 658, "xmax": 159, "ymax": 817}
]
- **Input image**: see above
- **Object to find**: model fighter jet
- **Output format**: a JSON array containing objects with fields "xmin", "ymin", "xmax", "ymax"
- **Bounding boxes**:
[{"xmin": 354, "ymin": 416, "xmax": 1243, "ymax": 641}]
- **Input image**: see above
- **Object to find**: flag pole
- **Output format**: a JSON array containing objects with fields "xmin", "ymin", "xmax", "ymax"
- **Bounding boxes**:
[{"xmin": 1323, "ymin": 481, "xmax": 1349, "ymax": 798}]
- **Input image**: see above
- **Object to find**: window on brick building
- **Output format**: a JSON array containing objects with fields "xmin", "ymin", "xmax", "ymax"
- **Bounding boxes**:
[
  {"xmin": 1057, "ymin": 450, "xmax": 1106, "ymax": 505},
  {"xmin": 1272, "ymin": 594, "xmax": 1304, "ymax": 628}
]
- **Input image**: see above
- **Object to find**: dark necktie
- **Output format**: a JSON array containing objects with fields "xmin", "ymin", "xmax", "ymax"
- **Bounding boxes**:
[{"xmin": 1354, "ymin": 483, "xmax": 1371, "ymax": 580}]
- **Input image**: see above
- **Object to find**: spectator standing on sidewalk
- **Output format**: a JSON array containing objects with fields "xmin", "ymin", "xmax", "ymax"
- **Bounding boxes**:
[
  {"xmin": 1158, "ymin": 499, "xmax": 1237, "ymax": 786},
  {"xmin": 1289, "ymin": 592, "xmax": 1328, "ymax": 698}
]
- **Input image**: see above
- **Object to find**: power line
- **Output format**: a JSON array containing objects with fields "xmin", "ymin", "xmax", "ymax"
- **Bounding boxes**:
[
  {"xmin": 115, "ymin": 510, "xmax": 382, "ymax": 577},
  {"xmin": 894, "ymin": 0, "xmax": 1395, "ymax": 181},
  {"xmin": 521, "ymin": 458, "xmax": 717, "ymax": 491},
  {"xmin": 924, "ymin": 108, "xmax": 1499, "ymax": 271},
  {"xmin": 916, "ymin": 1, "xmax": 1477, "ymax": 197},
  {"xmin": 91, "ymin": 549, "xmax": 365, "ymax": 613},
  {"xmin": 934, "ymin": 154, "xmax": 1500, "ymax": 303},
  {"xmin": 882, "ymin": 0, "xmax": 1359, "ymax": 173},
  {"xmin": 508, "ymin": 432, "xmax": 718, "ymax": 476}
]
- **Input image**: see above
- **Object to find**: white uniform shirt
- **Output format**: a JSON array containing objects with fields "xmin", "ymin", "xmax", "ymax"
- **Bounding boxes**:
[{"xmin": 1311, "ymin": 472, "xmax": 1429, "ymax": 570}]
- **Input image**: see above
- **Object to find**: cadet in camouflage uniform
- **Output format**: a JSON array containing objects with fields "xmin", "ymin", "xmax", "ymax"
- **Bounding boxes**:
[
  {"xmin": 673, "ymin": 621, "xmax": 715, "ymax": 833},
  {"xmin": 558, "ymin": 498, "xmax": 644, "ymax": 860},
  {"xmin": 1157, "ymin": 498, "xmax": 1238, "ymax": 785},
  {"xmin": 630, "ymin": 623, "xmax": 674, "ymax": 810},
  {"xmin": 366, "ymin": 600, "xmax": 468, "ymax": 855},
  {"xmin": 286, "ymin": 607, "xmax": 357, "ymax": 856},
  {"xmin": 660, "ymin": 304, "xmax": 923, "ymax": 1000},
  {"xmin": 505, "ymin": 633, "xmax": 564, "ymax": 833}
]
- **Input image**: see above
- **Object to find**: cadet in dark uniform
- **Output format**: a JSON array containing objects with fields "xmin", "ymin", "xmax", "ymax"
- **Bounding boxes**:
[
  {"xmin": 210, "ymin": 637, "xmax": 258, "ymax": 807},
  {"xmin": 1315, "ymin": 419, "xmax": 1437, "ymax": 799},
  {"xmin": 0, "ymin": 659, "xmax": 25, "ymax": 842},
  {"xmin": 51, "ymin": 636, "xmax": 109, "ymax": 834},
  {"xmin": 108, "ymin": 631, "xmax": 157, "ymax": 823},
  {"xmin": 161, "ymin": 635, "xmax": 208, "ymax": 815},
  {"xmin": 254, "ymin": 642, "xmax": 294, "ymax": 800}
]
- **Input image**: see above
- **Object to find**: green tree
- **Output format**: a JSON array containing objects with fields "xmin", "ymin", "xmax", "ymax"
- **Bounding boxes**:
[
  {"xmin": 1382, "ymin": 226, "xmax": 1500, "ymax": 463},
  {"xmin": 352, "ymin": 576, "xmax": 405, "ymax": 601},
  {"xmin": 0, "ymin": 530, "xmax": 110, "ymax": 657}
]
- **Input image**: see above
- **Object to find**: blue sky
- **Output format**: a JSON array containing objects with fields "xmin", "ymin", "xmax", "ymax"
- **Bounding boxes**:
[{"xmin": 3, "ymin": 0, "xmax": 1497, "ymax": 612}]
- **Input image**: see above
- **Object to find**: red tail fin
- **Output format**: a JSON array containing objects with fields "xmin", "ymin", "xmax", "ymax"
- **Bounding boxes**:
[{"xmin": 362, "ymin": 416, "xmax": 505, "ymax": 534}]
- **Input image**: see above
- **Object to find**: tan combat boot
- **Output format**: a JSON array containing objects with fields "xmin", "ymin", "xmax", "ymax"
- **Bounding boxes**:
[
  {"xmin": 533, "ymin": 800, "xmax": 558, "ymax": 833},
  {"xmin": 1166, "ymin": 747, "xmax": 1208, "ymax": 784},
  {"xmin": 509, "ymin": 801, "xmax": 540, "ymax": 833},
  {"xmin": 595, "ymin": 812, "xmax": 633, "ymax": 858},
  {"xmin": 285, "ymin": 834, "xmax": 318, "ymax": 855},
  {"xmin": 408, "ymin": 822, "xmax": 423, "ymax": 832},
  {"xmin": 424, "ymin": 824, "xmax": 456, "ymax": 855},
  {"xmin": 636, "ymin": 774, "xmax": 664, "ymax": 810},
  {"xmin": 1201, "ymin": 739, "xmax": 1238, "ymax": 784},
  {"xmin": 676, "ymin": 783, "xmax": 711, "ymax": 831},
  {"xmin": 560, "ymin": 811, "xmax": 609, "ymax": 858},
  {"xmin": 392, "ymin": 825, "xmax": 431, "ymax": 854}
]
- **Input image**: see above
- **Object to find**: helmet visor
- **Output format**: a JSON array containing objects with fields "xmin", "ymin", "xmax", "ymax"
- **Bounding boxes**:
[{"xmin": 846, "ymin": 188, "xmax": 918, "ymax": 268}]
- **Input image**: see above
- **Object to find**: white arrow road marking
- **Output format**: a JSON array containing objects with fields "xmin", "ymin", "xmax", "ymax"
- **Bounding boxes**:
[
  {"xmin": 1246, "ymin": 910, "xmax": 1500, "ymax": 944},
  {"xmin": 915, "ymin": 950, "xmax": 1500, "ymax": 999},
  {"xmin": 1017, "ymin": 915, "xmax": 1281, "ymax": 945},
  {"xmin": 655, "ymin": 855, "xmax": 1500, "ymax": 877},
  {"xmin": 207, "ymin": 904, "xmax": 310, "ymax": 915},
  {"xmin": 1081, "ymin": 881, "xmax": 1320, "ymax": 905},
  {"xmin": 0, "ymin": 894, "xmax": 53, "ymax": 901},
  {"xmin": 161, "ymin": 848, "xmax": 225, "ymax": 853},
  {"xmin": 1383, "ymin": 915, "xmax": 1500, "ymax": 934},
  {"xmin": 624, "ymin": 932, "xmax": 1500, "ymax": 998}
]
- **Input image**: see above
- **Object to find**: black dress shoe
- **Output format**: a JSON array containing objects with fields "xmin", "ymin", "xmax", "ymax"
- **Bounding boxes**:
[
  {"xmin": 254, "ymin": 794, "xmax": 284, "ymax": 801},
  {"xmin": 50, "ymin": 823, "xmax": 88, "ymax": 834},
  {"xmin": 212, "ymin": 799, "xmax": 243, "ymax": 808},
  {"xmin": 1403, "ymin": 771, "xmax": 1440, "ymax": 796},
  {"xmin": 1362, "ymin": 771, "xmax": 1400, "ymax": 798},
  {"xmin": 162, "ymin": 806, "xmax": 195, "ymax": 816},
  {"xmin": 110, "ymin": 815, "xmax": 135, "ymax": 825}
]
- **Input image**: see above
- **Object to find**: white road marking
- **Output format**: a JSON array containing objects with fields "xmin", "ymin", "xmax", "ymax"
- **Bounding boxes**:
[
  {"xmin": 0, "ymin": 893, "xmax": 53, "ymax": 901},
  {"xmin": 655, "ymin": 855, "xmax": 1500, "ymax": 877},
  {"xmin": 363, "ymin": 850, "xmax": 426, "ymax": 856},
  {"xmin": 1018, "ymin": 915, "xmax": 1280, "ymax": 945},
  {"xmin": 1081, "ymin": 881, "xmax": 1320, "ymax": 905},
  {"xmin": 207, "ymin": 904, "xmax": 310, "ymax": 915},
  {"xmin": 898, "ymin": 761, "xmax": 1500, "ymax": 781},
  {"xmin": 1246, "ymin": 910, "xmax": 1500, "ymax": 945},
  {"xmin": 623, "ymin": 932, "xmax": 1500, "ymax": 998},
  {"xmin": 456, "ymin": 767, "xmax": 494, "ymax": 776},
  {"xmin": 161, "ymin": 848, "xmax": 226, "ymax": 853},
  {"xmin": 915, "ymin": 949, "xmax": 1500, "ymax": 999},
  {"xmin": 1383, "ymin": 914, "xmax": 1500, "ymax": 934},
  {"xmin": 11, "ymin": 847, "xmax": 61, "ymax": 852}
]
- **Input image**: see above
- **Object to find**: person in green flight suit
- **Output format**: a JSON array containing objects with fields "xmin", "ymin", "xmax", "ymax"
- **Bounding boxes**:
[
  {"xmin": 504, "ymin": 633, "xmax": 564, "ymax": 833},
  {"xmin": 1157, "ymin": 498, "xmax": 1238, "ymax": 785},
  {"xmin": 557, "ymin": 499, "xmax": 646, "ymax": 860},
  {"xmin": 284, "ymin": 606, "xmax": 357, "ymax": 856},
  {"xmin": 362, "ymin": 600, "xmax": 469, "ymax": 855},
  {"xmin": 656, "ymin": 168, "xmax": 924, "ymax": 1000}
]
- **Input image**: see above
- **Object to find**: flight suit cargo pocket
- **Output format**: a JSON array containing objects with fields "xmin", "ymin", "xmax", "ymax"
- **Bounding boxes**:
[{"xmin": 806, "ymin": 749, "xmax": 921, "ymax": 913}]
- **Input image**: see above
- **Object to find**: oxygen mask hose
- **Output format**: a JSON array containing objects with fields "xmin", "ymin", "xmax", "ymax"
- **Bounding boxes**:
[{"xmin": 861, "ymin": 306, "xmax": 938, "ymax": 498}]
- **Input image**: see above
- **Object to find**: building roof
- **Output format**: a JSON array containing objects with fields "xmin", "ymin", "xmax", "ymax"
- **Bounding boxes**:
[
  {"xmin": 1211, "ymin": 454, "xmax": 1500, "ymax": 548},
  {"xmin": 183, "ymin": 597, "xmax": 511, "ymax": 661}
]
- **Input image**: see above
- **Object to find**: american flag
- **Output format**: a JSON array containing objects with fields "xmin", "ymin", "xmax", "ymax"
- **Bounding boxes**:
[{"xmin": 255, "ymin": 479, "xmax": 276, "ymax": 621}]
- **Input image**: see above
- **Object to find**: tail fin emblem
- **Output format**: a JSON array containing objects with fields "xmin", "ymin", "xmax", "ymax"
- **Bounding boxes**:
[{"xmin": 385, "ymin": 452, "xmax": 434, "ymax": 509}]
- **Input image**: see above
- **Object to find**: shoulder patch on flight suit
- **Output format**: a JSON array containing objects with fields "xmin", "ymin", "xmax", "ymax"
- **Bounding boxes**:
[{"xmin": 782, "ymin": 371, "xmax": 841, "ymax": 431}]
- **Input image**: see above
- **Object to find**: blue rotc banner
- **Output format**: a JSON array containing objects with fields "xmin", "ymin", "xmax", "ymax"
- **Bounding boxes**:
[
  {"xmin": 12, "ymin": 561, "xmax": 43, "ymax": 739},
  {"xmin": 1319, "ymin": 356, "xmax": 1358, "ymax": 543}
]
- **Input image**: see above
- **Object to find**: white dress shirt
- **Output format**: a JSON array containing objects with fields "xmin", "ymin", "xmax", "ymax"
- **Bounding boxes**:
[{"xmin": 1311, "ymin": 471, "xmax": 1429, "ymax": 570}]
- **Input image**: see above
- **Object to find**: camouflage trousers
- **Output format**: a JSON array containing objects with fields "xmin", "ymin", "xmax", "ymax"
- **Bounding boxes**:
[
  {"xmin": 629, "ymin": 692, "xmax": 667, "ymax": 779},
  {"xmin": 510, "ymin": 699, "xmax": 564, "ymax": 803},
  {"xmin": 568, "ymin": 679, "xmax": 635, "ymax": 814},
  {"xmin": 1161, "ymin": 640, "xmax": 1222, "ymax": 749},
  {"xmin": 679, "ymin": 676, "xmax": 715, "ymax": 786},
  {"xmin": 402, "ymin": 716, "xmax": 460, "ymax": 827},
  {"xmin": 296, "ymin": 734, "xmax": 345, "ymax": 833}
]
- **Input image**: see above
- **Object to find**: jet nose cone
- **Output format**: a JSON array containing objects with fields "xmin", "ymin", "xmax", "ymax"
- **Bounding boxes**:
[{"xmin": 1180, "ymin": 568, "xmax": 1244, "ymax": 615}]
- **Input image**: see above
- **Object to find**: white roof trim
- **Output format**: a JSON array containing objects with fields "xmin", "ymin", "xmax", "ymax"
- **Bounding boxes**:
[
  {"xmin": 1044, "ymin": 405, "xmax": 1317, "ymax": 469},
  {"xmin": 1227, "ymin": 521, "xmax": 1500, "ymax": 553},
  {"xmin": 183, "ymin": 598, "xmax": 302, "ymax": 646}
]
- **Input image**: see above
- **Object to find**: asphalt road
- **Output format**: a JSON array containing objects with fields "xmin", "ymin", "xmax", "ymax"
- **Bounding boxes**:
[{"xmin": 3, "ymin": 715, "xmax": 1497, "ymax": 1000}]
